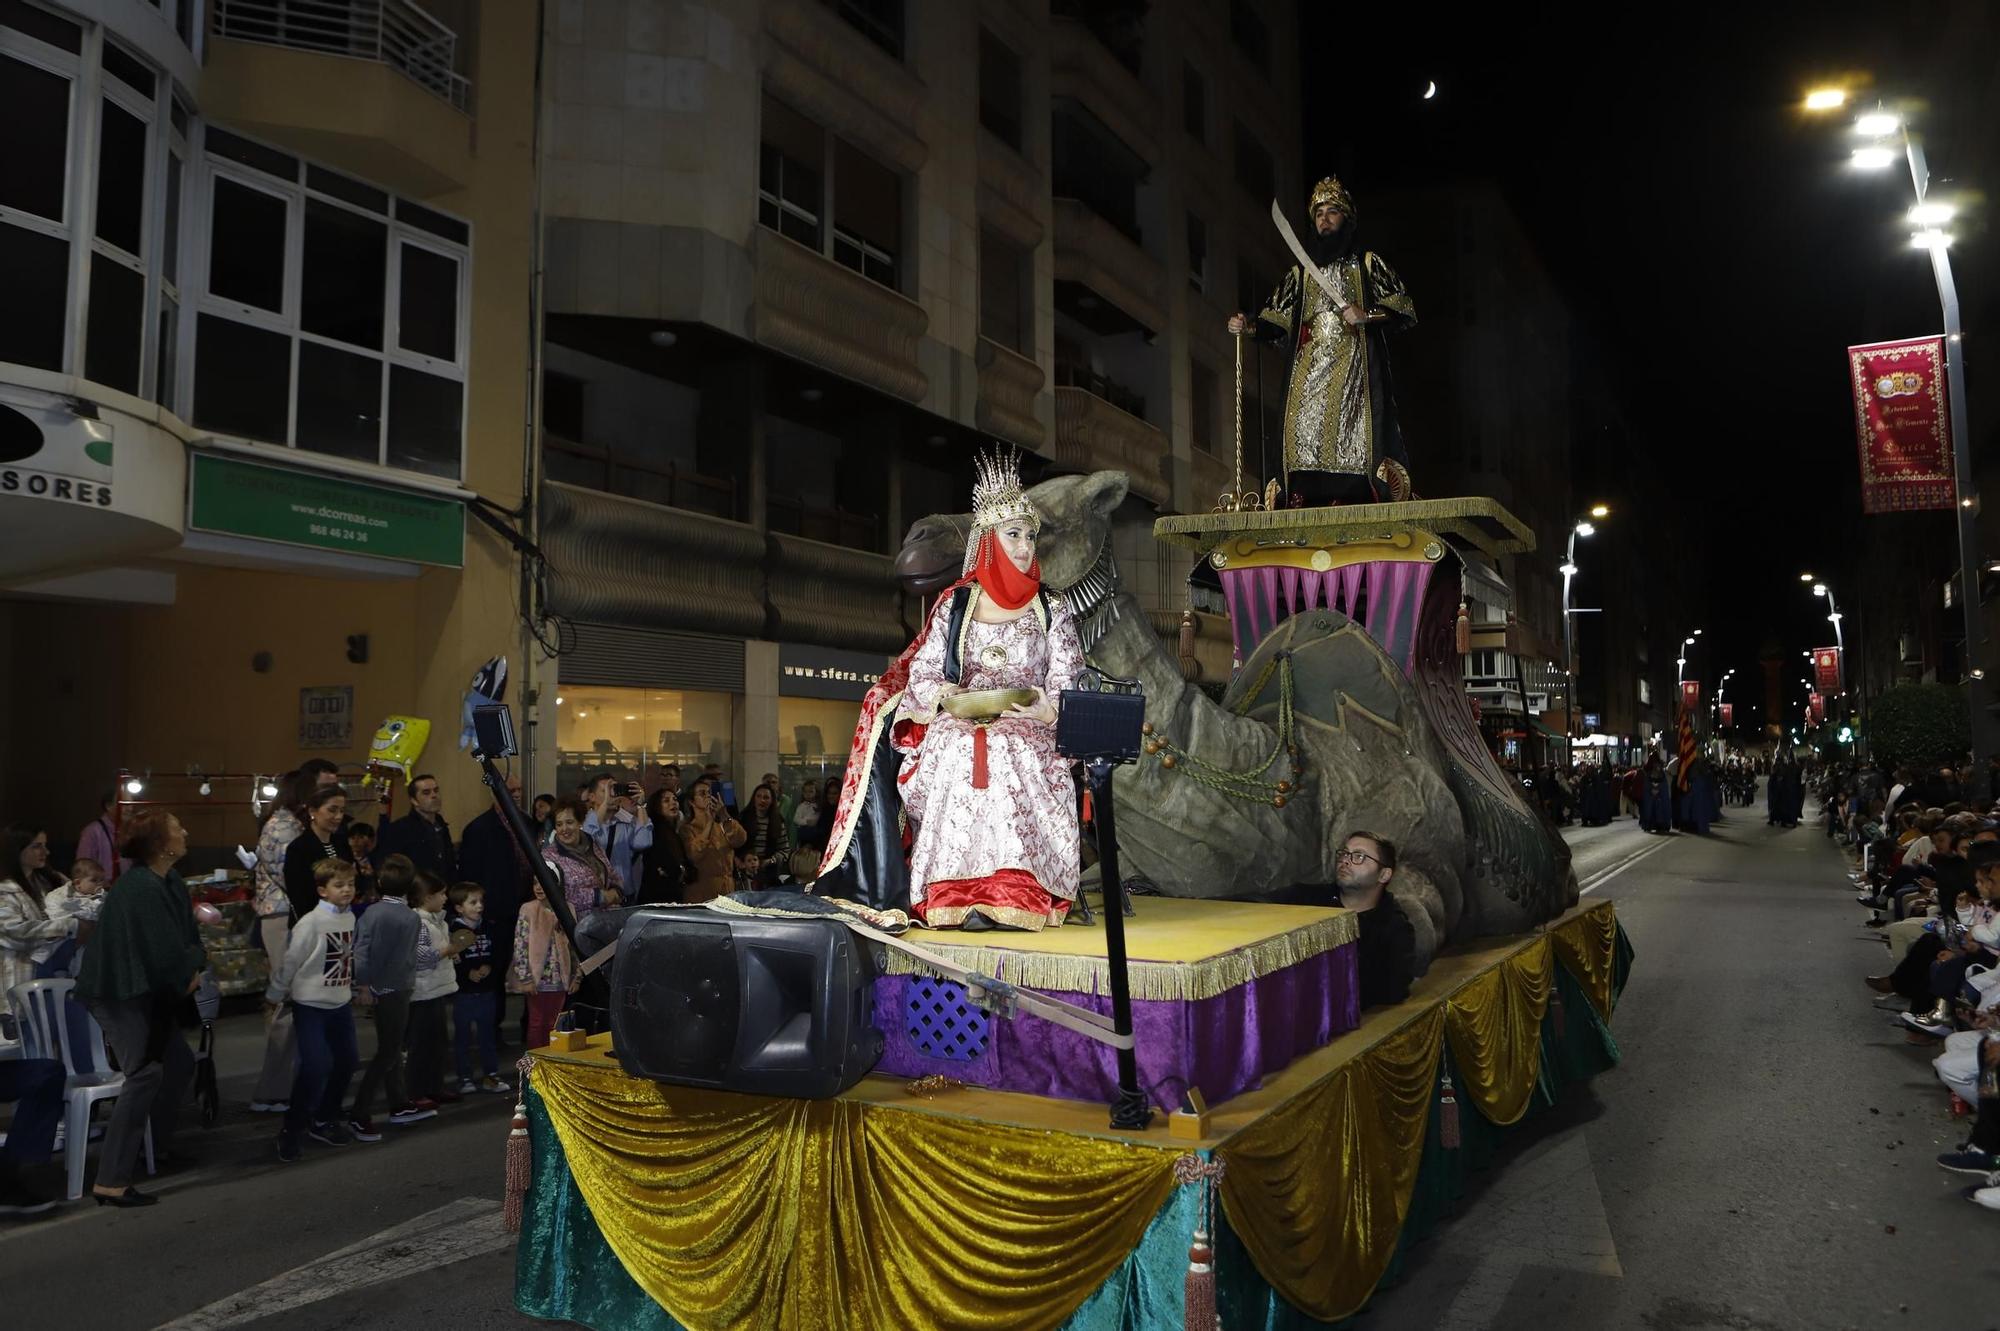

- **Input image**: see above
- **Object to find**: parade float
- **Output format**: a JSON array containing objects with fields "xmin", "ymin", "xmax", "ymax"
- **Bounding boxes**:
[{"xmin": 511, "ymin": 176, "xmax": 1630, "ymax": 1331}]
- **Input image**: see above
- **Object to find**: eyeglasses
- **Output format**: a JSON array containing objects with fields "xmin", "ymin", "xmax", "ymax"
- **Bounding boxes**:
[{"xmin": 1336, "ymin": 848, "xmax": 1379, "ymax": 866}]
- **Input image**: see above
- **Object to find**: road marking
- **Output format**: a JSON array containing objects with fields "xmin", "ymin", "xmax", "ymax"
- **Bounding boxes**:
[
  {"xmin": 1433, "ymin": 1133, "xmax": 1622, "ymax": 1329},
  {"xmin": 1579, "ymin": 834, "xmax": 1673, "ymax": 895},
  {"xmin": 154, "ymin": 1196, "xmax": 512, "ymax": 1330}
]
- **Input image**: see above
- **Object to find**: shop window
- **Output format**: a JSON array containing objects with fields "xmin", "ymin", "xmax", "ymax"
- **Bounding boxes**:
[
  {"xmin": 979, "ymin": 28, "xmax": 1022, "ymax": 150},
  {"xmin": 193, "ymin": 128, "xmax": 470, "ymax": 477},
  {"xmin": 554, "ymin": 687, "xmax": 739, "ymax": 797},
  {"xmin": 979, "ymin": 229, "xmax": 1027, "ymax": 355}
]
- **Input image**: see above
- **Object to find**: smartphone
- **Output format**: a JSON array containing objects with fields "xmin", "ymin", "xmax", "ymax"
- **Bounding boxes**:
[{"xmin": 719, "ymin": 781, "xmax": 738, "ymax": 811}]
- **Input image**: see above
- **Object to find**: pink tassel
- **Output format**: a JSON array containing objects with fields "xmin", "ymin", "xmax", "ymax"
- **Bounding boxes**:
[
  {"xmin": 1455, "ymin": 600, "xmax": 1471, "ymax": 655},
  {"xmin": 1184, "ymin": 1227, "xmax": 1216, "ymax": 1331},
  {"xmin": 1440, "ymin": 1071, "xmax": 1461, "ymax": 1150},
  {"xmin": 504, "ymin": 1057, "xmax": 533, "ymax": 1232},
  {"xmin": 971, "ymin": 726, "xmax": 989, "ymax": 789}
]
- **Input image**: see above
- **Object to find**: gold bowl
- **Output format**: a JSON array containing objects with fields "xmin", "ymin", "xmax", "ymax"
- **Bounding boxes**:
[{"xmin": 940, "ymin": 688, "xmax": 1038, "ymax": 722}]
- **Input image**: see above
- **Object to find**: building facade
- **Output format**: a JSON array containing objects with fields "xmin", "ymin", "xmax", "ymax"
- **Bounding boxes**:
[
  {"xmin": 529, "ymin": 0, "xmax": 1301, "ymax": 800},
  {"xmin": 0, "ymin": 0, "xmax": 536, "ymax": 843}
]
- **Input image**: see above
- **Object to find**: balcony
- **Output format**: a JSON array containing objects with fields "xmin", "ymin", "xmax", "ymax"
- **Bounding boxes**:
[
  {"xmin": 750, "ymin": 227, "xmax": 929, "ymax": 405},
  {"xmin": 975, "ymin": 338, "xmax": 1047, "ymax": 453},
  {"xmin": 763, "ymin": 0, "xmax": 928, "ymax": 174},
  {"xmin": 1052, "ymin": 199, "xmax": 1167, "ymax": 336},
  {"xmin": 212, "ymin": 0, "xmax": 470, "ymax": 108},
  {"xmin": 1054, "ymin": 387, "xmax": 1170, "ymax": 508},
  {"xmin": 204, "ymin": 2, "xmax": 473, "ymax": 195},
  {"xmin": 1050, "ymin": 18, "xmax": 1159, "ymax": 166},
  {"xmin": 769, "ymin": 532, "xmax": 911, "ymax": 655}
]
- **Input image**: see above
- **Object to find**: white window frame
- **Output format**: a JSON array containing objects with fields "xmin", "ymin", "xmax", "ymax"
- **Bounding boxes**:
[
  {"xmin": 187, "ymin": 128, "xmax": 472, "ymax": 481},
  {"xmin": 0, "ymin": 19, "xmax": 85, "ymax": 374},
  {"xmin": 84, "ymin": 46, "xmax": 158, "ymax": 395}
]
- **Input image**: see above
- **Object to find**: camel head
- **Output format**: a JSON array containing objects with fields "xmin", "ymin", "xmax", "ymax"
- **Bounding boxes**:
[{"xmin": 894, "ymin": 469, "xmax": 1129, "ymax": 595}]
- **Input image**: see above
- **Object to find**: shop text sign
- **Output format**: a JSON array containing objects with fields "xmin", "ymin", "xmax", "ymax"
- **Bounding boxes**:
[
  {"xmin": 299, "ymin": 686, "xmax": 354, "ymax": 749},
  {"xmin": 0, "ymin": 395, "xmax": 115, "ymax": 509},
  {"xmin": 189, "ymin": 453, "xmax": 464, "ymax": 567},
  {"xmin": 779, "ymin": 644, "xmax": 891, "ymax": 702}
]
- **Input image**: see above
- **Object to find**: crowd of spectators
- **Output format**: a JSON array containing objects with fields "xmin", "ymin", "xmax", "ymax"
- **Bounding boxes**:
[
  {"xmin": 1836, "ymin": 760, "xmax": 2000, "ymax": 1211},
  {"xmin": 0, "ymin": 759, "xmax": 835, "ymax": 1215}
]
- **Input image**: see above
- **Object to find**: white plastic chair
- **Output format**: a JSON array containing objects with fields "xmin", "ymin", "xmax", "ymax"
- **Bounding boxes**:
[{"xmin": 8, "ymin": 978, "xmax": 154, "ymax": 1201}]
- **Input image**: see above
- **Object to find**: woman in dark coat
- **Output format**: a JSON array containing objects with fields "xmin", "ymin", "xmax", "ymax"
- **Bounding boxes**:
[
  {"xmin": 636, "ymin": 786, "xmax": 694, "ymax": 905},
  {"xmin": 74, "ymin": 810, "xmax": 205, "ymax": 1206}
]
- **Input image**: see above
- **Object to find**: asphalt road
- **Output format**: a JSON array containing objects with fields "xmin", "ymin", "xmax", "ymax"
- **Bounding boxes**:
[{"xmin": 8, "ymin": 799, "xmax": 1976, "ymax": 1331}]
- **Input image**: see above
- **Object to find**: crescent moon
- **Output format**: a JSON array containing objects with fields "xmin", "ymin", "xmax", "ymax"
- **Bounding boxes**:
[{"xmin": 1423, "ymin": 80, "xmax": 1438, "ymax": 99}]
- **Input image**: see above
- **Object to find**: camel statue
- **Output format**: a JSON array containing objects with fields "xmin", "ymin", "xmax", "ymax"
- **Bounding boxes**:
[{"xmin": 893, "ymin": 470, "xmax": 1578, "ymax": 967}]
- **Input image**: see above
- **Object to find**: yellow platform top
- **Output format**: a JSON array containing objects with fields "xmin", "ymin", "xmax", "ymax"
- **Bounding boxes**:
[{"xmin": 1154, "ymin": 496, "xmax": 1536, "ymax": 558}]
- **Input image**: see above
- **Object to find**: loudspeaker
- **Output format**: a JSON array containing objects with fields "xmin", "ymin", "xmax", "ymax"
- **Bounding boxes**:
[{"xmin": 609, "ymin": 911, "xmax": 884, "ymax": 1098}]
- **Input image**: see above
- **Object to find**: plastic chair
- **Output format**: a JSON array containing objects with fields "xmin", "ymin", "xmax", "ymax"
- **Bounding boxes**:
[{"xmin": 7, "ymin": 979, "xmax": 154, "ymax": 1201}]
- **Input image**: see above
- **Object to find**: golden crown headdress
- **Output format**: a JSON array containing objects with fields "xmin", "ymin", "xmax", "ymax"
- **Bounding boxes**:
[
  {"xmin": 965, "ymin": 445, "xmax": 1039, "ymax": 571},
  {"xmin": 1308, "ymin": 175, "xmax": 1357, "ymax": 219}
]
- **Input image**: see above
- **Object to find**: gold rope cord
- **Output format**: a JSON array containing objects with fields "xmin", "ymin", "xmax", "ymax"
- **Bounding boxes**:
[
  {"xmin": 1442, "ymin": 935, "xmax": 1554, "ymax": 1127},
  {"xmin": 532, "ymin": 1058, "xmax": 1181, "ymax": 1331},
  {"xmin": 1215, "ymin": 1008, "xmax": 1446, "ymax": 1321},
  {"xmin": 1549, "ymin": 899, "xmax": 1620, "ymax": 1023}
]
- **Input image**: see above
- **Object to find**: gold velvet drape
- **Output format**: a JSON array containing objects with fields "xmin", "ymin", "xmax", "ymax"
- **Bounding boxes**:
[
  {"xmin": 1217, "ymin": 901, "xmax": 1619, "ymax": 1322},
  {"xmin": 531, "ymin": 1057, "xmax": 1180, "ymax": 1331}
]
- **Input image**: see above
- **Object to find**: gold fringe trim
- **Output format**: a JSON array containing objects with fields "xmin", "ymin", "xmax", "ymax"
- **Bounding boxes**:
[{"xmin": 880, "ymin": 911, "xmax": 1359, "ymax": 1002}]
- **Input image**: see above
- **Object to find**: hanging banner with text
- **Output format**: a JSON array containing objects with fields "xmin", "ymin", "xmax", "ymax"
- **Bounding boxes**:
[
  {"xmin": 1809, "ymin": 692, "xmax": 1825, "ymax": 725},
  {"xmin": 1679, "ymin": 680, "xmax": 1700, "ymax": 715},
  {"xmin": 1718, "ymin": 703, "xmax": 1734, "ymax": 728},
  {"xmin": 1813, "ymin": 646, "xmax": 1842, "ymax": 693},
  {"xmin": 1849, "ymin": 336, "xmax": 1955, "ymax": 513}
]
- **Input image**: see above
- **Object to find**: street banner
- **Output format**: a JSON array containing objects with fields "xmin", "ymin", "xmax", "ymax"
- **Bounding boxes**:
[
  {"xmin": 1719, "ymin": 703, "xmax": 1734, "ymax": 727},
  {"xmin": 1809, "ymin": 692, "xmax": 1825, "ymax": 725},
  {"xmin": 1813, "ymin": 646, "xmax": 1842, "ymax": 693},
  {"xmin": 1849, "ymin": 336, "xmax": 1955, "ymax": 513},
  {"xmin": 1679, "ymin": 680, "xmax": 1700, "ymax": 714}
]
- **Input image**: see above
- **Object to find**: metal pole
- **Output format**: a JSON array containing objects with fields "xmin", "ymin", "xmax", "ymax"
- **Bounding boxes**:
[
  {"xmin": 1086, "ymin": 758, "xmax": 1151, "ymax": 1131},
  {"xmin": 1906, "ymin": 132, "xmax": 1991, "ymax": 780},
  {"xmin": 1562, "ymin": 528, "xmax": 1576, "ymax": 767}
]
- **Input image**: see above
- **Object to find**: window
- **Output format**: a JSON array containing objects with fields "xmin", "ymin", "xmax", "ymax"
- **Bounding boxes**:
[
  {"xmin": 0, "ymin": 14, "xmax": 78, "ymax": 373},
  {"xmin": 193, "ymin": 129, "xmax": 471, "ymax": 478},
  {"xmin": 1186, "ymin": 213, "xmax": 1207, "ymax": 293},
  {"xmin": 1190, "ymin": 359, "xmax": 1217, "ymax": 456},
  {"xmin": 978, "ymin": 28, "xmax": 1022, "ymax": 150},
  {"xmin": 758, "ymin": 95, "xmax": 824, "ymax": 249},
  {"xmin": 1233, "ymin": 121, "xmax": 1274, "ymax": 203},
  {"xmin": 826, "ymin": 0, "xmax": 902, "ymax": 61},
  {"xmin": 1638, "ymin": 679, "xmax": 1652, "ymax": 706},
  {"xmin": 832, "ymin": 139, "xmax": 900, "ymax": 290},
  {"xmin": 1182, "ymin": 63, "xmax": 1207, "ymax": 143},
  {"xmin": 1229, "ymin": 0, "xmax": 1269, "ymax": 72},
  {"xmin": 979, "ymin": 229, "xmax": 1028, "ymax": 354},
  {"xmin": 554, "ymin": 687, "xmax": 740, "ymax": 800}
]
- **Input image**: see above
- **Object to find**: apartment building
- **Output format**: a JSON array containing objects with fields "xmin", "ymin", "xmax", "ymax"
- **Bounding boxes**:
[{"xmin": 531, "ymin": 0, "xmax": 1302, "ymax": 794}]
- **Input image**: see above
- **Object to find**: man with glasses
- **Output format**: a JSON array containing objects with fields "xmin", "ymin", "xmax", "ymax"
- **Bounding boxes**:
[{"xmin": 1336, "ymin": 832, "xmax": 1415, "ymax": 1009}]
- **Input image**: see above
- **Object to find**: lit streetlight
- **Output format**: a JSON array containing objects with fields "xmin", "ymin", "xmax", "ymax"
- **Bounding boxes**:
[
  {"xmin": 1561, "ymin": 507, "xmax": 1612, "ymax": 760},
  {"xmin": 1803, "ymin": 87, "xmax": 1848, "ymax": 112}
]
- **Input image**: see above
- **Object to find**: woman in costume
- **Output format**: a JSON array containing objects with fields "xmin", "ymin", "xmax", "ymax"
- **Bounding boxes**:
[{"xmin": 818, "ymin": 448, "xmax": 1084, "ymax": 930}]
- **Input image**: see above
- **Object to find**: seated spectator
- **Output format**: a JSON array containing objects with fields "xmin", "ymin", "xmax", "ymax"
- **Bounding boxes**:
[
  {"xmin": 1900, "ymin": 841, "xmax": 2000, "ymax": 1043},
  {"xmin": 0, "ymin": 825, "xmax": 76, "ymax": 1023},
  {"xmin": 1335, "ymin": 831, "xmax": 1415, "ymax": 1009}
]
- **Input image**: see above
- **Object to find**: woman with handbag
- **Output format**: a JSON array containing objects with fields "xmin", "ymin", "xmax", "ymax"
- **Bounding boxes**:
[{"xmin": 74, "ymin": 810, "xmax": 205, "ymax": 1206}]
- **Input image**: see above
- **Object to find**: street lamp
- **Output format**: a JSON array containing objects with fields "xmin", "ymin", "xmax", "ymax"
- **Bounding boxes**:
[
  {"xmin": 1560, "ymin": 507, "xmax": 1610, "ymax": 763},
  {"xmin": 1825, "ymin": 96, "xmax": 1990, "ymax": 780}
]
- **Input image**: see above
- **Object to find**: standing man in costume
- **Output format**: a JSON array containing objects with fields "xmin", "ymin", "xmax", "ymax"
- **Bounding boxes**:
[
  {"xmin": 1228, "ymin": 175, "xmax": 1416, "ymax": 509},
  {"xmin": 814, "ymin": 448, "xmax": 1085, "ymax": 930}
]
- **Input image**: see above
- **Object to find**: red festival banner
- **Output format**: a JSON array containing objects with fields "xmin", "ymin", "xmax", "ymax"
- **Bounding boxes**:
[
  {"xmin": 1809, "ymin": 692, "xmax": 1826, "ymax": 725},
  {"xmin": 1813, "ymin": 646, "xmax": 1842, "ymax": 693},
  {"xmin": 1849, "ymin": 336, "xmax": 1955, "ymax": 513},
  {"xmin": 1679, "ymin": 680, "xmax": 1700, "ymax": 714},
  {"xmin": 1719, "ymin": 703, "xmax": 1734, "ymax": 727}
]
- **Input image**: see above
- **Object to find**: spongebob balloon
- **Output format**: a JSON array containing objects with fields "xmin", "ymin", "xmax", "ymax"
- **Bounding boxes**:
[{"xmin": 363, "ymin": 716, "xmax": 431, "ymax": 786}]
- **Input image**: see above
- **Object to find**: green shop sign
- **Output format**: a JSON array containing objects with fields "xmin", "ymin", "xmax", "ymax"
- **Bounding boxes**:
[{"xmin": 188, "ymin": 453, "xmax": 465, "ymax": 568}]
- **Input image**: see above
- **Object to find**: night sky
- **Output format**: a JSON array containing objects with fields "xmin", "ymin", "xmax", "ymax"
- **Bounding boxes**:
[{"xmin": 1301, "ymin": 3, "xmax": 1989, "ymax": 713}]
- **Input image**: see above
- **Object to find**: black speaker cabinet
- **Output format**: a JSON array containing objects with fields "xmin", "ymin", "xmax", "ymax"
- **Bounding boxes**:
[{"xmin": 609, "ymin": 911, "xmax": 884, "ymax": 1098}]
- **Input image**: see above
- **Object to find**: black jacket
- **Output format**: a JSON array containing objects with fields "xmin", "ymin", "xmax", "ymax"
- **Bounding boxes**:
[
  {"xmin": 458, "ymin": 809, "xmax": 530, "ymax": 926},
  {"xmin": 283, "ymin": 830, "xmax": 352, "ymax": 920},
  {"xmin": 376, "ymin": 810, "xmax": 457, "ymax": 881},
  {"xmin": 1355, "ymin": 890, "xmax": 1416, "ymax": 1009}
]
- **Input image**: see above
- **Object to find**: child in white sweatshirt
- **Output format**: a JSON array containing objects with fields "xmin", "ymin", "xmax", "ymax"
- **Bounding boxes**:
[{"xmin": 265, "ymin": 859, "xmax": 358, "ymax": 1161}]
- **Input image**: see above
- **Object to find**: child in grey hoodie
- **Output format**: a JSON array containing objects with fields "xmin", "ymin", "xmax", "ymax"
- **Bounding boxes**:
[{"xmin": 348, "ymin": 855, "xmax": 431, "ymax": 1135}]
